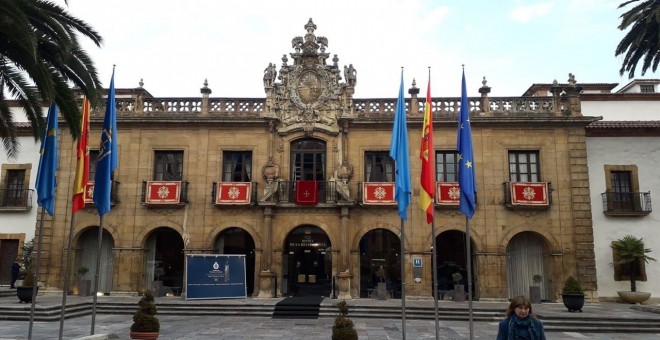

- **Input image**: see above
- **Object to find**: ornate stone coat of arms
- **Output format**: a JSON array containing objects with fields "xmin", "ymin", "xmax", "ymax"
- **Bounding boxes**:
[{"xmin": 263, "ymin": 18, "xmax": 356, "ymax": 136}]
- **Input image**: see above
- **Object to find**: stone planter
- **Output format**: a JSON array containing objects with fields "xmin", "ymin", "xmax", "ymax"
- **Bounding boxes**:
[
  {"xmin": 617, "ymin": 291, "xmax": 651, "ymax": 304},
  {"xmin": 453, "ymin": 284, "xmax": 465, "ymax": 302},
  {"xmin": 78, "ymin": 279, "xmax": 92, "ymax": 296},
  {"xmin": 561, "ymin": 294, "xmax": 584, "ymax": 312},
  {"xmin": 17, "ymin": 286, "xmax": 38, "ymax": 303},
  {"xmin": 529, "ymin": 286, "xmax": 541, "ymax": 304}
]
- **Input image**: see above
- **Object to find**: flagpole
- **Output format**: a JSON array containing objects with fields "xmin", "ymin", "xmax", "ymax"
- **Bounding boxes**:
[
  {"xmin": 400, "ymin": 217, "xmax": 406, "ymax": 340},
  {"xmin": 90, "ymin": 216, "xmax": 105, "ymax": 335},
  {"xmin": 465, "ymin": 216, "xmax": 474, "ymax": 340},
  {"xmin": 431, "ymin": 218, "xmax": 439, "ymax": 340},
  {"xmin": 58, "ymin": 212, "xmax": 77, "ymax": 339},
  {"xmin": 27, "ymin": 207, "xmax": 46, "ymax": 340}
]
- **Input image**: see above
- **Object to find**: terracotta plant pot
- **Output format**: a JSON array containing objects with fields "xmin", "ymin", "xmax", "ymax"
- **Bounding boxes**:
[
  {"xmin": 129, "ymin": 331, "xmax": 159, "ymax": 340},
  {"xmin": 617, "ymin": 291, "xmax": 651, "ymax": 304}
]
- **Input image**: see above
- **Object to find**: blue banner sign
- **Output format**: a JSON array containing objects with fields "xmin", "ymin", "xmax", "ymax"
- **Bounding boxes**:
[{"xmin": 186, "ymin": 254, "xmax": 246, "ymax": 300}]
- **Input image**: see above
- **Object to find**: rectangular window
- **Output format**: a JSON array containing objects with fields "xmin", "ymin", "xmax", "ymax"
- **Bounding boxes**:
[
  {"xmin": 610, "ymin": 171, "xmax": 633, "ymax": 210},
  {"xmin": 640, "ymin": 84, "xmax": 655, "ymax": 93},
  {"xmin": 509, "ymin": 151, "xmax": 540, "ymax": 182},
  {"xmin": 88, "ymin": 150, "xmax": 99, "ymax": 181},
  {"xmin": 364, "ymin": 152, "xmax": 394, "ymax": 182},
  {"xmin": 153, "ymin": 151, "xmax": 184, "ymax": 181},
  {"xmin": 436, "ymin": 151, "xmax": 458, "ymax": 182},
  {"xmin": 3, "ymin": 170, "xmax": 26, "ymax": 206},
  {"xmin": 222, "ymin": 151, "xmax": 252, "ymax": 182}
]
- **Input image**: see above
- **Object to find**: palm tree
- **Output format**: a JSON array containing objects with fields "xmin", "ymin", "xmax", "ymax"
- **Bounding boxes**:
[
  {"xmin": 611, "ymin": 235, "xmax": 656, "ymax": 292},
  {"xmin": 615, "ymin": 0, "xmax": 660, "ymax": 79},
  {"xmin": 0, "ymin": 0, "xmax": 103, "ymax": 157}
]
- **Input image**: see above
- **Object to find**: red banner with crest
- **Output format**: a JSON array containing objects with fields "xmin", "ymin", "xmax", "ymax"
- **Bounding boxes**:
[
  {"xmin": 215, "ymin": 182, "xmax": 251, "ymax": 205},
  {"xmin": 295, "ymin": 181, "xmax": 318, "ymax": 205},
  {"xmin": 510, "ymin": 182, "xmax": 549, "ymax": 206},
  {"xmin": 362, "ymin": 182, "xmax": 396, "ymax": 205},
  {"xmin": 83, "ymin": 181, "xmax": 95, "ymax": 204},
  {"xmin": 146, "ymin": 181, "xmax": 181, "ymax": 204},
  {"xmin": 436, "ymin": 182, "xmax": 460, "ymax": 205}
]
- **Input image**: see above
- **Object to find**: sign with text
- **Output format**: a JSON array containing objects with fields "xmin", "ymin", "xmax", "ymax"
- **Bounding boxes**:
[{"xmin": 185, "ymin": 254, "xmax": 246, "ymax": 300}]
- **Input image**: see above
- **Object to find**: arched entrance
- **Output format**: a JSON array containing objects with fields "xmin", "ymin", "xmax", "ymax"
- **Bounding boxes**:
[
  {"xmin": 76, "ymin": 227, "xmax": 114, "ymax": 294},
  {"xmin": 283, "ymin": 225, "xmax": 331, "ymax": 297},
  {"xmin": 435, "ymin": 230, "xmax": 476, "ymax": 299},
  {"xmin": 144, "ymin": 227, "xmax": 184, "ymax": 296},
  {"xmin": 214, "ymin": 227, "xmax": 256, "ymax": 296},
  {"xmin": 359, "ymin": 228, "xmax": 401, "ymax": 298},
  {"xmin": 506, "ymin": 231, "xmax": 549, "ymax": 300}
]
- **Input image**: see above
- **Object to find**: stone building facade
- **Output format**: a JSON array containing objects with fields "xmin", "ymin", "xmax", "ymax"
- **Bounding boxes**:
[{"xmin": 35, "ymin": 19, "xmax": 597, "ymax": 301}]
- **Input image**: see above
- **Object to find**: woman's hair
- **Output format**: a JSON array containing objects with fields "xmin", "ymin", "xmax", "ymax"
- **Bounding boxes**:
[{"xmin": 505, "ymin": 295, "xmax": 535, "ymax": 318}]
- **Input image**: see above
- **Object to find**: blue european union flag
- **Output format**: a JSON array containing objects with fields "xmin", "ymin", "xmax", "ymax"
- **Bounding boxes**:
[
  {"xmin": 457, "ymin": 70, "xmax": 476, "ymax": 218},
  {"xmin": 93, "ymin": 70, "xmax": 118, "ymax": 216},
  {"xmin": 389, "ymin": 71, "xmax": 411, "ymax": 220},
  {"xmin": 35, "ymin": 103, "xmax": 59, "ymax": 216}
]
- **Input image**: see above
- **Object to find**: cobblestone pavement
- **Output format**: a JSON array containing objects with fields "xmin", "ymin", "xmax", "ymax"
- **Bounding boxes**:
[{"xmin": 1, "ymin": 314, "xmax": 660, "ymax": 340}]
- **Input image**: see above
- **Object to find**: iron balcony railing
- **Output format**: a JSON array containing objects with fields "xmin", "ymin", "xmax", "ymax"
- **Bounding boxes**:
[
  {"xmin": 0, "ymin": 188, "xmax": 34, "ymax": 210},
  {"xmin": 601, "ymin": 191, "xmax": 652, "ymax": 215}
]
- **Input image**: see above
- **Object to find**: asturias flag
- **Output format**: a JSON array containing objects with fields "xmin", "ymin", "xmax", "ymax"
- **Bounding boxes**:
[
  {"xmin": 389, "ymin": 71, "xmax": 411, "ymax": 220},
  {"xmin": 418, "ymin": 75, "xmax": 434, "ymax": 224},
  {"xmin": 457, "ymin": 70, "xmax": 476, "ymax": 218},
  {"xmin": 35, "ymin": 102, "xmax": 59, "ymax": 216},
  {"xmin": 72, "ymin": 98, "xmax": 90, "ymax": 214},
  {"xmin": 93, "ymin": 70, "xmax": 118, "ymax": 216}
]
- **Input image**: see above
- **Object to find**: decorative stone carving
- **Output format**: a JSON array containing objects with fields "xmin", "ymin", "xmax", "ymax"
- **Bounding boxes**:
[
  {"xmin": 267, "ymin": 18, "xmax": 355, "ymax": 136},
  {"xmin": 261, "ymin": 156, "xmax": 280, "ymax": 181},
  {"xmin": 336, "ymin": 161, "xmax": 354, "ymax": 181}
]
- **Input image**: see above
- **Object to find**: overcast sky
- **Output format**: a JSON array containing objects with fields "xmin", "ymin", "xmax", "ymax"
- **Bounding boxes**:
[{"xmin": 60, "ymin": 0, "xmax": 657, "ymax": 98}]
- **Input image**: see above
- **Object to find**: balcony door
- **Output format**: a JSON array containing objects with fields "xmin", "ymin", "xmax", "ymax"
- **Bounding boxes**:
[{"xmin": 291, "ymin": 139, "xmax": 326, "ymax": 181}]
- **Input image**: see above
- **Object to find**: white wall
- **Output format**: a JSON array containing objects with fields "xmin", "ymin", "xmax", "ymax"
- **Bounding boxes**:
[
  {"xmin": 582, "ymin": 101, "xmax": 660, "ymax": 120},
  {"xmin": 0, "ymin": 134, "xmax": 41, "ymax": 243},
  {"xmin": 587, "ymin": 136, "xmax": 660, "ymax": 300}
]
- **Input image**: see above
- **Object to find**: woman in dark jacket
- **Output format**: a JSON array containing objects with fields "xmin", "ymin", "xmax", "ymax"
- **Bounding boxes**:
[{"xmin": 497, "ymin": 295, "xmax": 546, "ymax": 340}]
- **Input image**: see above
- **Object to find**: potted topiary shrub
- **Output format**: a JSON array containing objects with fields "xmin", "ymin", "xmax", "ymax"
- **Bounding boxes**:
[
  {"xmin": 130, "ymin": 290, "xmax": 160, "ymax": 340},
  {"xmin": 452, "ymin": 272, "xmax": 465, "ymax": 302},
  {"xmin": 612, "ymin": 235, "xmax": 656, "ymax": 304},
  {"xmin": 561, "ymin": 275, "xmax": 584, "ymax": 312},
  {"xmin": 332, "ymin": 300, "xmax": 357, "ymax": 340},
  {"xmin": 77, "ymin": 266, "xmax": 91, "ymax": 296}
]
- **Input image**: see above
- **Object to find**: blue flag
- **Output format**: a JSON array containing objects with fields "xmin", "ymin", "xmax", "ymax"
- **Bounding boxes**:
[
  {"xmin": 457, "ymin": 70, "xmax": 476, "ymax": 218},
  {"xmin": 94, "ymin": 70, "xmax": 118, "ymax": 216},
  {"xmin": 35, "ymin": 103, "xmax": 59, "ymax": 216},
  {"xmin": 389, "ymin": 71, "xmax": 411, "ymax": 220}
]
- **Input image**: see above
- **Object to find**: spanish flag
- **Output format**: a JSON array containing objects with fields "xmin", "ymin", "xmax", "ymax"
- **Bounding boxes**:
[
  {"xmin": 418, "ymin": 74, "xmax": 434, "ymax": 224},
  {"xmin": 72, "ymin": 98, "xmax": 90, "ymax": 213}
]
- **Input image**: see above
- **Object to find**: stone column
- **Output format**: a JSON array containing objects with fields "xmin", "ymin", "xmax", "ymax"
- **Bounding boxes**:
[
  {"xmin": 337, "ymin": 206, "xmax": 352, "ymax": 299},
  {"xmin": 257, "ymin": 207, "xmax": 276, "ymax": 298}
]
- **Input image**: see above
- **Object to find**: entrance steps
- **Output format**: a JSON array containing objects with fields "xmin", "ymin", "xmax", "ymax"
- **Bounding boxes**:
[{"xmin": 0, "ymin": 299, "xmax": 659, "ymax": 333}]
